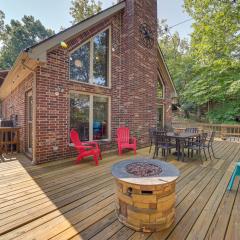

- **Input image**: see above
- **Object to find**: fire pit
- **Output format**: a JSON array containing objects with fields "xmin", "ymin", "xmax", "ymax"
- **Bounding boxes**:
[{"xmin": 112, "ymin": 158, "xmax": 180, "ymax": 232}]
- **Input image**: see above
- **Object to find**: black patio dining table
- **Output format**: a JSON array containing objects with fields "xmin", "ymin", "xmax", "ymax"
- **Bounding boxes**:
[{"xmin": 166, "ymin": 132, "xmax": 200, "ymax": 161}]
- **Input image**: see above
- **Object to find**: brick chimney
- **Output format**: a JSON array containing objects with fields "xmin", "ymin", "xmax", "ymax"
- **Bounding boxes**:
[{"xmin": 118, "ymin": 0, "xmax": 158, "ymax": 146}]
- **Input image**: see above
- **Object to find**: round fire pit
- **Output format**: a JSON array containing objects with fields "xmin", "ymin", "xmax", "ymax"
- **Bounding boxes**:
[{"xmin": 112, "ymin": 158, "xmax": 180, "ymax": 232}]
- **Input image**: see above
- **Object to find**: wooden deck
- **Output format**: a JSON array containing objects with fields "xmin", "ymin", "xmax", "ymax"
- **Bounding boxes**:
[{"xmin": 0, "ymin": 141, "xmax": 240, "ymax": 240}]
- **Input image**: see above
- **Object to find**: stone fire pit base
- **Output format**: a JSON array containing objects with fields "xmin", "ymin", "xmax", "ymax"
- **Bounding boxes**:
[{"xmin": 112, "ymin": 159, "xmax": 179, "ymax": 232}]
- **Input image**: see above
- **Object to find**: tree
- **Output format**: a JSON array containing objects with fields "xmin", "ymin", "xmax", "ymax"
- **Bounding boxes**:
[
  {"xmin": 183, "ymin": 0, "xmax": 240, "ymax": 104},
  {"xmin": 0, "ymin": 14, "xmax": 54, "ymax": 69},
  {"xmin": 158, "ymin": 20, "xmax": 194, "ymax": 104},
  {"xmin": 0, "ymin": 10, "xmax": 4, "ymax": 36},
  {"xmin": 70, "ymin": 0, "xmax": 102, "ymax": 24}
]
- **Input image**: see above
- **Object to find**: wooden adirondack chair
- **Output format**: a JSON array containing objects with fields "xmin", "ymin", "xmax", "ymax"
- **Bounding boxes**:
[
  {"xmin": 70, "ymin": 129, "xmax": 102, "ymax": 166},
  {"xmin": 228, "ymin": 162, "xmax": 240, "ymax": 191},
  {"xmin": 117, "ymin": 126, "xmax": 137, "ymax": 155}
]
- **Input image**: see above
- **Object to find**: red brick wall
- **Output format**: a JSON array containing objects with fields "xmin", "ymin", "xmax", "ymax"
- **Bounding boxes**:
[
  {"xmin": 118, "ymin": 0, "xmax": 158, "ymax": 145},
  {"xmin": 0, "ymin": 1, "xmax": 174, "ymax": 164},
  {"xmin": 35, "ymin": 14, "xmax": 123, "ymax": 162},
  {"xmin": 1, "ymin": 73, "xmax": 34, "ymax": 152},
  {"xmin": 0, "ymin": 0, "xmax": 175, "ymax": 164},
  {"xmin": 33, "ymin": 0, "xmax": 170, "ymax": 163}
]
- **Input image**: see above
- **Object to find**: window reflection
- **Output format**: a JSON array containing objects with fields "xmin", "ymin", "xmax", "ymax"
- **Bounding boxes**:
[
  {"xmin": 69, "ymin": 29, "xmax": 109, "ymax": 86},
  {"xmin": 70, "ymin": 93, "xmax": 90, "ymax": 141},
  {"xmin": 93, "ymin": 96, "xmax": 108, "ymax": 140},
  {"xmin": 70, "ymin": 42, "xmax": 90, "ymax": 83},
  {"xmin": 93, "ymin": 30, "xmax": 109, "ymax": 86}
]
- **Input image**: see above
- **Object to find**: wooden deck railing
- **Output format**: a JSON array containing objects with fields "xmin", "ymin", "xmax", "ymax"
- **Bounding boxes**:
[
  {"xmin": 172, "ymin": 121, "xmax": 240, "ymax": 139},
  {"xmin": 0, "ymin": 127, "xmax": 20, "ymax": 154}
]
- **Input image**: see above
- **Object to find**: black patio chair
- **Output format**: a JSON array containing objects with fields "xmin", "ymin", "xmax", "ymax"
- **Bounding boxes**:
[
  {"xmin": 185, "ymin": 127, "xmax": 199, "ymax": 133},
  {"xmin": 186, "ymin": 132, "xmax": 208, "ymax": 162},
  {"xmin": 153, "ymin": 131, "xmax": 176, "ymax": 161},
  {"xmin": 206, "ymin": 131, "xmax": 220, "ymax": 160}
]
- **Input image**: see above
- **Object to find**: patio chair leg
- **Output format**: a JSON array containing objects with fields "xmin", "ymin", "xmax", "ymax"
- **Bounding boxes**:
[
  {"xmin": 77, "ymin": 154, "xmax": 82, "ymax": 162},
  {"xmin": 182, "ymin": 147, "xmax": 185, "ymax": 162},
  {"xmin": 207, "ymin": 147, "xmax": 212, "ymax": 161},
  {"xmin": 149, "ymin": 141, "xmax": 152, "ymax": 153},
  {"xmin": 211, "ymin": 146, "xmax": 220, "ymax": 159},
  {"xmin": 93, "ymin": 155, "xmax": 99, "ymax": 166},
  {"xmin": 198, "ymin": 149, "xmax": 204, "ymax": 164},
  {"xmin": 165, "ymin": 148, "xmax": 168, "ymax": 161},
  {"xmin": 203, "ymin": 148, "xmax": 208, "ymax": 161},
  {"xmin": 153, "ymin": 146, "xmax": 157, "ymax": 158}
]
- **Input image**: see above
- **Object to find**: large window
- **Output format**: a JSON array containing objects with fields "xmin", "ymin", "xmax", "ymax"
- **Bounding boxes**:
[
  {"xmin": 70, "ymin": 93, "xmax": 110, "ymax": 141},
  {"xmin": 70, "ymin": 29, "xmax": 110, "ymax": 87}
]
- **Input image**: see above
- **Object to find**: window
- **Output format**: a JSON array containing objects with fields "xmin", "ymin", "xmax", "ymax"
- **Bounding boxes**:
[
  {"xmin": 70, "ymin": 94, "xmax": 90, "ymax": 141},
  {"xmin": 157, "ymin": 105, "xmax": 164, "ymax": 128},
  {"xmin": 157, "ymin": 78, "xmax": 164, "ymax": 99},
  {"xmin": 70, "ymin": 42, "xmax": 90, "ymax": 83},
  {"xmin": 70, "ymin": 29, "xmax": 110, "ymax": 87},
  {"xmin": 70, "ymin": 93, "xmax": 110, "ymax": 141},
  {"xmin": 93, "ymin": 96, "xmax": 108, "ymax": 140}
]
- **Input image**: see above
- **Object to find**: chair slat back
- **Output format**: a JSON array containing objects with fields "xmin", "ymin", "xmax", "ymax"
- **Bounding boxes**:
[
  {"xmin": 200, "ymin": 132, "xmax": 208, "ymax": 145},
  {"xmin": 185, "ymin": 128, "xmax": 199, "ymax": 133},
  {"xmin": 154, "ymin": 131, "xmax": 168, "ymax": 145},
  {"xmin": 149, "ymin": 128, "xmax": 156, "ymax": 139},
  {"xmin": 117, "ymin": 127, "xmax": 130, "ymax": 143},
  {"xmin": 70, "ymin": 129, "xmax": 82, "ymax": 146}
]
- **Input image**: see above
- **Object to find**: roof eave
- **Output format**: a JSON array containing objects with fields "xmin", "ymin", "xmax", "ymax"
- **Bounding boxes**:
[
  {"xmin": 157, "ymin": 45, "xmax": 178, "ymax": 97},
  {"xmin": 0, "ymin": 52, "xmax": 38, "ymax": 100},
  {"xmin": 27, "ymin": 1, "xmax": 126, "ymax": 62}
]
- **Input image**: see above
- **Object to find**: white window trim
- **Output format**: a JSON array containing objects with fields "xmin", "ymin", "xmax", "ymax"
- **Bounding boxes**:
[
  {"xmin": 69, "ymin": 26, "xmax": 112, "ymax": 89},
  {"xmin": 157, "ymin": 104, "xmax": 165, "ymax": 128},
  {"xmin": 157, "ymin": 71, "xmax": 165, "ymax": 99},
  {"xmin": 69, "ymin": 91, "xmax": 111, "ymax": 142}
]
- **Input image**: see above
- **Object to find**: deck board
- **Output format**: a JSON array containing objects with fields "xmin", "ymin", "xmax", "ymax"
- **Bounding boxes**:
[{"xmin": 0, "ymin": 141, "xmax": 239, "ymax": 240}]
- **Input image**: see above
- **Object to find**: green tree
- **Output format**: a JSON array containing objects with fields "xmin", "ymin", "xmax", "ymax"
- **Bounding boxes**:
[
  {"xmin": 70, "ymin": 0, "xmax": 102, "ymax": 24},
  {"xmin": 0, "ymin": 10, "xmax": 4, "ymax": 36},
  {"xmin": 158, "ymin": 20, "xmax": 194, "ymax": 104},
  {"xmin": 0, "ymin": 14, "xmax": 54, "ymax": 69},
  {"xmin": 183, "ymin": 0, "xmax": 240, "ymax": 104}
]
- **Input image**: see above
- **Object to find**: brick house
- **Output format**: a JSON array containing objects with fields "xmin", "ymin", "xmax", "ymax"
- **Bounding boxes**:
[{"xmin": 0, "ymin": 0, "xmax": 177, "ymax": 164}]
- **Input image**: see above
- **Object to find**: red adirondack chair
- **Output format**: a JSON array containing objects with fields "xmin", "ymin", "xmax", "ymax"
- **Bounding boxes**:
[
  {"xmin": 70, "ymin": 129, "xmax": 102, "ymax": 166},
  {"xmin": 117, "ymin": 126, "xmax": 137, "ymax": 155}
]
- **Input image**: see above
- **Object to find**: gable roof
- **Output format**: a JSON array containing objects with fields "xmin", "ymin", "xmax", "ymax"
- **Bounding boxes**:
[
  {"xmin": 26, "ymin": 1, "xmax": 126, "ymax": 62},
  {"xmin": 0, "ymin": 1, "xmax": 126, "ymax": 100},
  {"xmin": 0, "ymin": 70, "xmax": 9, "ymax": 87},
  {"xmin": 0, "ymin": 1, "xmax": 177, "ymax": 100}
]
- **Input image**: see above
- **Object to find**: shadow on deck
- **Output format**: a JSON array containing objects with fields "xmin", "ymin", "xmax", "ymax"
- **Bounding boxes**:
[{"xmin": 0, "ymin": 140, "xmax": 239, "ymax": 240}]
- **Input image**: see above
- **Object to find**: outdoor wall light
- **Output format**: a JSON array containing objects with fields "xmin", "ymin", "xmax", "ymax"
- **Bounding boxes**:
[{"xmin": 55, "ymin": 86, "xmax": 64, "ymax": 96}]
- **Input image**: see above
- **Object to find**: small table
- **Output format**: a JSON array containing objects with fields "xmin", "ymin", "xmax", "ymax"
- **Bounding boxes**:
[
  {"xmin": 112, "ymin": 158, "xmax": 180, "ymax": 232},
  {"xmin": 166, "ymin": 132, "xmax": 200, "ymax": 160}
]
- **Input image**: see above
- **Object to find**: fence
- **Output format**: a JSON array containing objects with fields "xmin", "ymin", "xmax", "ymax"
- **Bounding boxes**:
[
  {"xmin": 172, "ymin": 121, "xmax": 240, "ymax": 139},
  {"xmin": 0, "ymin": 127, "xmax": 20, "ymax": 154}
]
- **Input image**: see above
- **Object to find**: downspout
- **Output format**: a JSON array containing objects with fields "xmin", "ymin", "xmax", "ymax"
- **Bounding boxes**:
[{"xmin": 21, "ymin": 59, "xmax": 37, "ymax": 165}]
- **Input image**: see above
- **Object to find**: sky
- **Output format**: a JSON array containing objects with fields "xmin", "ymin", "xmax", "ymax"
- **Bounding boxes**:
[{"xmin": 0, "ymin": 0, "xmax": 193, "ymax": 39}]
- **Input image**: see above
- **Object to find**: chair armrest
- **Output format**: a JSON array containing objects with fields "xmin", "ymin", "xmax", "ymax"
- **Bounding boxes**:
[
  {"xmin": 130, "ymin": 137, "xmax": 137, "ymax": 144},
  {"xmin": 75, "ymin": 145, "xmax": 94, "ymax": 151},
  {"xmin": 82, "ymin": 141, "xmax": 100, "ymax": 149}
]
